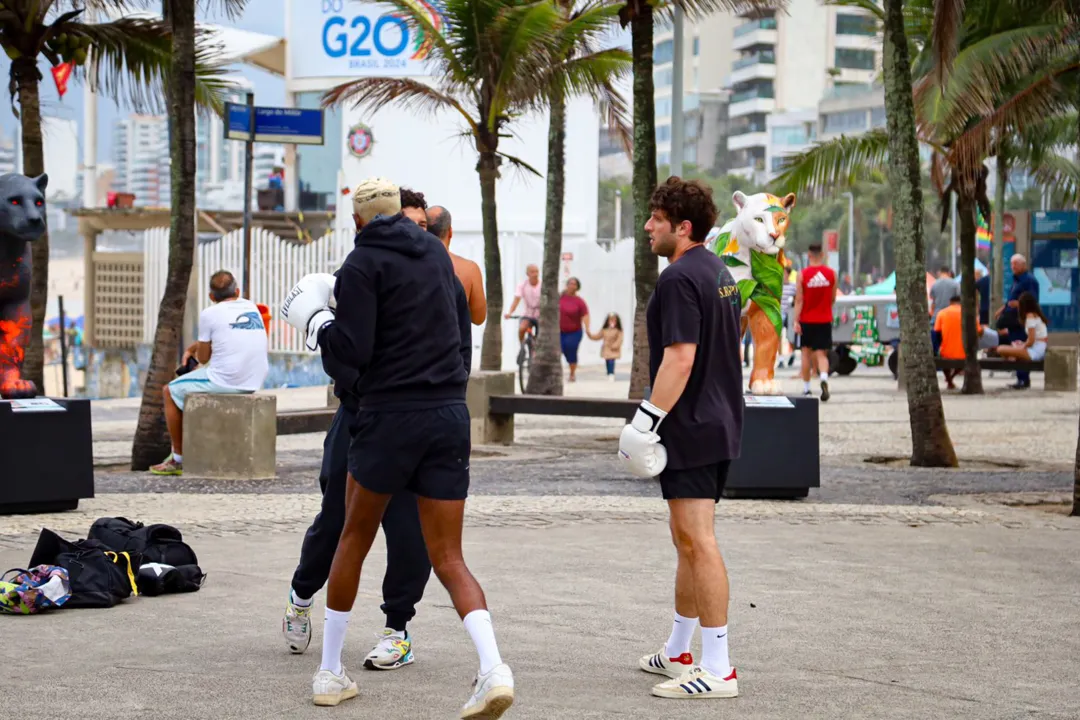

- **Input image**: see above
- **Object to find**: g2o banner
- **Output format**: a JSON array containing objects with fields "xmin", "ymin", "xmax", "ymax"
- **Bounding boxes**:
[{"xmin": 290, "ymin": 0, "xmax": 445, "ymax": 79}]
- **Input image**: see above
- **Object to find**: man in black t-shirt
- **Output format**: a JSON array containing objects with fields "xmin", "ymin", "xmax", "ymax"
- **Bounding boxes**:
[{"xmin": 619, "ymin": 176, "xmax": 744, "ymax": 702}]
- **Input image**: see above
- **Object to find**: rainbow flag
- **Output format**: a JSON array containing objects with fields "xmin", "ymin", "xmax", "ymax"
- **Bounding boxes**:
[{"xmin": 976, "ymin": 208, "xmax": 992, "ymax": 251}]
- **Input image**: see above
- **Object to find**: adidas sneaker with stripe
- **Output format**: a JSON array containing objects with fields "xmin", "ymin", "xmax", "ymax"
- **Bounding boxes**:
[
  {"xmin": 651, "ymin": 665, "xmax": 739, "ymax": 699},
  {"xmin": 638, "ymin": 648, "xmax": 694, "ymax": 679}
]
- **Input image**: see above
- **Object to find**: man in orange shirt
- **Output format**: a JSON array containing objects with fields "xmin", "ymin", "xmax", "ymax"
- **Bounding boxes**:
[{"xmin": 933, "ymin": 294, "xmax": 977, "ymax": 389}]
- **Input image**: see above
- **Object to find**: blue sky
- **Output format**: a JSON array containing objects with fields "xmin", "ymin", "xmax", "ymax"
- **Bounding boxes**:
[{"xmin": 0, "ymin": 0, "xmax": 287, "ymax": 162}]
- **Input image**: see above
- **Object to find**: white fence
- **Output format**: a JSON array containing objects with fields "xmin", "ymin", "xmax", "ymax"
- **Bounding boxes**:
[{"xmin": 143, "ymin": 226, "xmax": 639, "ymax": 370}]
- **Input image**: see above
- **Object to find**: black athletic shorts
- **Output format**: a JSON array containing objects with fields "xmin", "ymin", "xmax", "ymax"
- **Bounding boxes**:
[
  {"xmin": 659, "ymin": 461, "xmax": 732, "ymax": 503},
  {"xmin": 347, "ymin": 403, "xmax": 471, "ymax": 500},
  {"xmin": 799, "ymin": 322, "xmax": 833, "ymax": 351}
]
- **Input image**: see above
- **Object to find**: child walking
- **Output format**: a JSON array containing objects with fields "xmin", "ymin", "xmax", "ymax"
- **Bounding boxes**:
[{"xmin": 590, "ymin": 312, "xmax": 623, "ymax": 381}]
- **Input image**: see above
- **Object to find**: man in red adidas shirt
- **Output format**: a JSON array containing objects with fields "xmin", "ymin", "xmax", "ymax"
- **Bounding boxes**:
[{"xmin": 793, "ymin": 243, "xmax": 837, "ymax": 401}]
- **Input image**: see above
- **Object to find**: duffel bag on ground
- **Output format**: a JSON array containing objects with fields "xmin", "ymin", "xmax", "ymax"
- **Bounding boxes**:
[
  {"xmin": 0, "ymin": 566, "xmax": 71, "ymax": 614},
  {"xmin": 87, "ymin": 517, "xmax": 198, "ymax": 567},
  {"xmin": 28, "ymin": 529, "xmax": 140, "ymax": 609}
]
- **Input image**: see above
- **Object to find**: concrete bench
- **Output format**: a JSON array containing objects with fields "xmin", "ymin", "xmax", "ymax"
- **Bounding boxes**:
[{"xmin": 183, "ymin": 393, "xmax": 277, "ymax": 479}]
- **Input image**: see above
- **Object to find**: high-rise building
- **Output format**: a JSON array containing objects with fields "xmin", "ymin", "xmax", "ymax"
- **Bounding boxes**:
[
  {"xmin": 112, "ymin": 115, "xmax": 170, "ymax": 208},
  {"xmin": 654, "ymin": 1, "xmax": 880, "ymax": 182},
  {"xmin": 0, "ymin": 131, "xmax": 16, "ymax": 175}
]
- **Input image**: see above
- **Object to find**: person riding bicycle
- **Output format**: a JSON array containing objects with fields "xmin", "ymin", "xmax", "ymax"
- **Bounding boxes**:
[{"xmin": 504, "ymin": 264, "xmax": 541, "ymax": 343}]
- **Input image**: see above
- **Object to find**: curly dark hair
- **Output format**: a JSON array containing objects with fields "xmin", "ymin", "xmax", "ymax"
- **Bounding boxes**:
[
  {"xmin": 399, "ymin": 187, "xmax": 427, "ymax": 210},
  {"xmin": 648, "ymin": 176, "xmax": 718, "ymax": 243}
]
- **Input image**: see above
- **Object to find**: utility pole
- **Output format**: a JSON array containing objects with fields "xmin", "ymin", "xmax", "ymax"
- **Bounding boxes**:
[
  {"xmin": 670, "ymin": 7, "xmax": 684, "ymax": 177},
  {"xmin": 242, "ymin": 92, "xmax": 255, "ymax": 299},
  {"xmin": 842, "ymin": 191, "xmax": 854, "ymax": 283}
]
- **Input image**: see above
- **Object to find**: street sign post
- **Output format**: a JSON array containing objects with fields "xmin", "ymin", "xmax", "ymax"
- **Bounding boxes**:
[{"xmin": 223, "ymin": 99, "xmax": 326, "ymax": 298}]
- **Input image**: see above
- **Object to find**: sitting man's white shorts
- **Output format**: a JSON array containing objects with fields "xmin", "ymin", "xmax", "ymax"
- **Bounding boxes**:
[{"xmin": 167, "ymin": 367, "xmax": 252, "ymax": 411}]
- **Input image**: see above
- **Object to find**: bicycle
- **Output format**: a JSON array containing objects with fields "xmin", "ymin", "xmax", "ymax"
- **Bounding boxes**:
[{"xmin": 507, "ymin": 315, "xmax": 538, "ymax": 394}]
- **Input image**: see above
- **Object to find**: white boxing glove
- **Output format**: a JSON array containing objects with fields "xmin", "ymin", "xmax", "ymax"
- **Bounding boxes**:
[
  {"xmin": 305, "ymin": 309, "xmax": 335, "ymax": 351},
  {"xmin": 281, "ymin": 274, "xmax": 333, "ymax": 330},
  {"xmin": 618, "ymin": 400, "xmax": 669, "ymax": 478},
  {"xmin": 314, "ymin": 273, "xmax": 338, "ymax": 310}
]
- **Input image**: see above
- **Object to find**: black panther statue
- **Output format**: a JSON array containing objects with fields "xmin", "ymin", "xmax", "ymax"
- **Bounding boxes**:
[{"xmin": 0, "ymin": 173, "xmax": 47, "ymax": 399}]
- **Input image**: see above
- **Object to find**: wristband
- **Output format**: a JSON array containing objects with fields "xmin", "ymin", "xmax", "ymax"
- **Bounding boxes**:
[{"xmin": 630, "ymin": 400, "xmax": 667, "ymax": 433}]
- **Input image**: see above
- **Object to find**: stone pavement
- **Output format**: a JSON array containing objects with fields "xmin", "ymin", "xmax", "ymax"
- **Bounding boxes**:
[
  {"xmin": 2, "ymin": 519, "xmax": 1078, "ymax": 719},
  {"xmin": 2, "ymin": 364, "xmax": 1077, "ymax": 716}
]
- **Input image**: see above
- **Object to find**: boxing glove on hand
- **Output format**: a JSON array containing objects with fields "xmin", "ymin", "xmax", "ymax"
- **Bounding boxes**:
[
  {"xmin": 305, "ymin": 309, "xmax": 335, "ymax": 351},
  {"xmin": 281, "ymin": 274, "xmax": 334, "ymax": 334},
  {"xmin": 618, "ymin": 400, "xmax": 669, "ymax": 478}
]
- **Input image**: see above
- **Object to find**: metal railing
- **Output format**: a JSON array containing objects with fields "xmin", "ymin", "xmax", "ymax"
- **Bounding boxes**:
[
  {"xmin": 734, "ymin": 17, "xmax": 778, "ymax": 37},
  {"xmin": 733, "ymin": 50, "xmax": 776, "ymax": 70}
]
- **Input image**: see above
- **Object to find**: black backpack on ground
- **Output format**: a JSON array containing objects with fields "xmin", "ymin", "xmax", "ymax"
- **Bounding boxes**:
[
  {"xmin": 87, "ymin": 517, "xmax": 198, "ymax": 567},
  {"xmin": 27, "ymin": 529, "xmax": 140, "ymax": 609}
]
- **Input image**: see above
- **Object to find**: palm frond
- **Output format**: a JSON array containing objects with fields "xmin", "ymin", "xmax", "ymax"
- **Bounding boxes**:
[
  {"xmin": 363, "ymin": 0, "xmax": 469, "ymax": 87},
  {"xmin": 930, "ymin": 0, "xmax": 965, "ymax": 87},
  {"xmin": 664, "ymin": 0, "xmax": 786, "ymax": 24},
  {"xmin": 599, "ymin": 79, "xmax": 632, "ymax": 156},
  {"xmin": 496, "ymin": 150, "xmax": 542, "ymax": 178},
  {"xmin": 947, "ymin": 60, "xmax": 1078, "ymax": 173},
  {"xmin": 554, "ymin": 0, "xmax": 621, "ymax": 56},
  {"xmin": 924, "ymin": 24, "xmax": 1073, "ymax": 138},
  {"xmin": 1023, "ymin": 153, "xmax": 1080, "ymax": 204},
  {"xmin": 489, "ymin": 0, "xmax": 562, "ymax": 128},
  {"xmin": 321, "ymin": 76, "xmax": 479, "ymax": 136},
  {"xmin": 771, "ymin": 130, "xmax": 890, "ymax": 197},
  {"xmin": 71, "ymin": 18, "xmax": 232, "ymax": 115},
  {"xmin": 195, "ymin": 0, "xmax": 248, "ymax": 19}
]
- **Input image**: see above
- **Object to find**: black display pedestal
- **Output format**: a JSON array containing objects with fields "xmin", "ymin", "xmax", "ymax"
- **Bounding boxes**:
[
  {"xmin": 0, "ymin": 397, "xmax": 95, "ymax": 514},
  {"xmin": 724, "ymin": 395, "xmax": 819, "ymax": 500}
]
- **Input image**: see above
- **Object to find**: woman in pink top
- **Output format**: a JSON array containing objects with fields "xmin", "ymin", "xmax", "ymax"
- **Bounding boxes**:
[{"xmin": 559, "ymin": 277, "xmax": 592, "ymax": 382}]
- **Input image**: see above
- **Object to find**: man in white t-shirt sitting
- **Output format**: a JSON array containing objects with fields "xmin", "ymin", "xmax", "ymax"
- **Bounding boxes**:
[
  {"xmin": 503, "ymin": 263, "xmax": 541, "ymax": 344},
  {"xmin": 150, "ymin": 270, "xmax": 270, "ymax": 476}
]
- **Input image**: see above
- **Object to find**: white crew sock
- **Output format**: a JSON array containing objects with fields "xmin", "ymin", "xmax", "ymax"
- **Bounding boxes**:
[
  {"xmin": 700, "ymin": 625, "xmax": 731, "ymax": 678},
  {"xmin": 803, "ymin": 381, "xmax": 811, "ymax": 393},
  {"xmin": 664, "ymin": 612, "xmax": 698, "ymax": 657},
  {"xmin": 320, "ymin": 608, "xmax": 350, "ymax": 675},
  {"xmin": 819, "ymin": 371, "xmax": 828, "ymax": 383},
  {"xmin": 463, "ymin": 609, "xmax": 503, "ymax": 675},
  {"xmin": 290, "ymin": 588, "xmax": 312, "ymax": 607},
  {"xmin": 172, "ymin": 452, "xmax": 183, "ymax": 463}
]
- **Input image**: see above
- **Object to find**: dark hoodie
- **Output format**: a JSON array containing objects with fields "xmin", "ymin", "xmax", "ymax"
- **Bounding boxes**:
[{"xmin": 319, "ymin": 213, "xmax": 471, "ymax": 410}]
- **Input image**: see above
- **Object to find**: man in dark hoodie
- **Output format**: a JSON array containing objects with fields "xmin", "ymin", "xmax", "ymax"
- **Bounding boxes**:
[
  {"xmin": 281, "ymin": 186, "xmax": 450, "ymax": 674},
  {"xmin": 280, "ymin": 177, "xmax": 513, "ymax": 718}
]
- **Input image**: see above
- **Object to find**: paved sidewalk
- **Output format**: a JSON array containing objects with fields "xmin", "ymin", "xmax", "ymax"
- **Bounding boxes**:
[{"xmin": 2, "ymin": 519, "xmax": 1077, "ymax": 719}]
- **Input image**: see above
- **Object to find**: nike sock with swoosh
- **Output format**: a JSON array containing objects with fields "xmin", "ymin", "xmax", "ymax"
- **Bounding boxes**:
[{"xmin": 701, "ymin": 625, "xmax": 731, "ymax": 678}]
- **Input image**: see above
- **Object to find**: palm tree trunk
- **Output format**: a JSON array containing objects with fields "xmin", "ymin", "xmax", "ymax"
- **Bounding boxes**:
[
  {"xmin": 526, "ymin": 91, "xmax": 566, "ymax": 396},
  {"xmin": 14, "ymin": 63, "xmax": 47, "ymax": 394},
  {"xmin": 992, "ymin": 151, "xmax": 1007, "ymax": 316},
  {"xmin": 478, "ymin": 148, "xmax": 503, "ymax": 371},
  {"xmin": 131, "ymin": 0, "xmax": 198, "ymax": 469},
  {"xmin": 956, "ymin": 193, "xmax": 983, "ymax": 394},
  {"xmin": 628, "ymin": 1, "xmax": 659, "ymax": 400},
  {"xmin": 1073, "ymin": 60, "xmax": 1079, "ymax": 517},
  {"xmin": 881, "ymin": 0, "xmax": 957, "ymax": 467}
]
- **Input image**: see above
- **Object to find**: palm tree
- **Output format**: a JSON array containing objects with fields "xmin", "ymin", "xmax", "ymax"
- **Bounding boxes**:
[
  {"xmin": 525, "ymin": 1, "xmax": 631, "ymax": 396},
  {"xmin": 776, "ymin": 0, "xmax": 957, "ymax": 466},
  {"xmin": 130, "ymin": 0, "xmax": 247, "ymax": 470},
  {"xmin": 1, "ymin": 0, "xmax": 232, "ymax": 395},
  {"xmin": 323, "ymin": 0, "xmax": 601, "ymax": 372},
  {"xmin": 617, "ymin": 0, "xmax": 781, "ymax": 399}
]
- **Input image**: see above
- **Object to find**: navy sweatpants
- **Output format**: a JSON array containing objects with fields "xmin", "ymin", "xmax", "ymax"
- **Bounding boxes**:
[{"xmin": 290, "ymin": 404, "xmax": 432, "ymax": 630}]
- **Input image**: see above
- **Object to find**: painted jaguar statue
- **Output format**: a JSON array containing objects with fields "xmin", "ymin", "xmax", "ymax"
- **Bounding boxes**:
[
  {"xmin": 708, "ymin": 190, "xmax": 796, "ymax": 396},
  {"xmin": 0, "ymin": 173, "xmax": 48, "ymax": 399}
]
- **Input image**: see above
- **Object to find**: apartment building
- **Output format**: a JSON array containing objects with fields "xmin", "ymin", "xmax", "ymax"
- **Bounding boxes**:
[
  {"xmin": 112, "ymin": 115, "xmax": 170, "ymax": 208},
  {"xmin": 654, "ymin": 0, "xmax": 880, "ymax": 181}
]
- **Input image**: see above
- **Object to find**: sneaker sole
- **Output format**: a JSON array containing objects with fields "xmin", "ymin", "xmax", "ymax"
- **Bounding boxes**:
[
  {"xmin": 287, "ymin": 638, "xmax": 310, "ymax": 654},
  {"xmin": 638, "ymin": 658, "xmax": 685, "ymax": 679},
  {"xmin": 461, "ymin": 687, "xmax": 514, "ymax": 719},
  {"xmin": 820, "ymin": 382, "xmax": 830, "ymax": 402},
  {"xmin": 312, "ymin": 686, "xmax": 358, "ymax": 706},
  {"xmin": 652, "ymin": 682, "xmax": 738, "ymax": 699},
  {"xmin": 149, "ymin": 469, "xmax": 182, "ymax": 476},
  {"xmin": 364, "ymin": 653, "xmax": 414, "ymax": 671}
]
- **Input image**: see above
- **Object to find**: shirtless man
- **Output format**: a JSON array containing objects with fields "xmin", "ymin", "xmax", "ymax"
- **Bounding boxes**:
[{"xmin": 428, "ymin": 205, "xmax": 486, "ymax": 325}]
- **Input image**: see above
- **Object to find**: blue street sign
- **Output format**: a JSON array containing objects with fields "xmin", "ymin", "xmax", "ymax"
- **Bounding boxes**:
[{"xmin": 225, "ymin": 102, "xmax": 325, "ymax": 145}]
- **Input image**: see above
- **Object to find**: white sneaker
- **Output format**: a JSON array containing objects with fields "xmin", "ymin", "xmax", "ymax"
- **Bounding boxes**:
[
  {"xmin": 283, "ymin": 594, "xmax": 312, "ymax": 654},
  {"xmin": 364, "ymin": 628, "xmax": 415, "ymax": 670},
  {"xmin": 639, "ymin": 647, "xmax": 694, "ymax": 678},
  {"xmin": 651, "ymin": 665, "xmax": 738, "ymax": 699},
  {"xmin": 461, "ymin": 663, "xmax": 514, "ymax": 719},
  {"xmin": 312, "ymin": 666, "xmax": 358, "ymax": 706}
]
